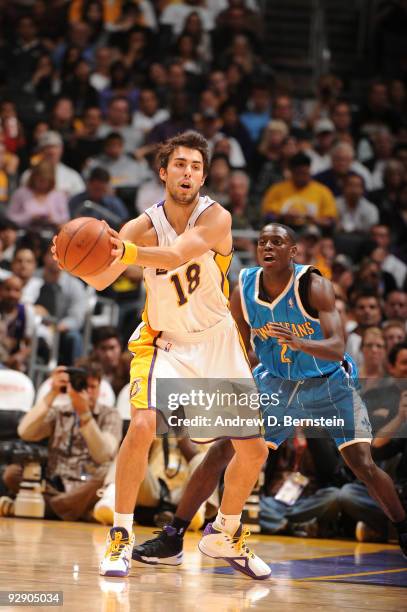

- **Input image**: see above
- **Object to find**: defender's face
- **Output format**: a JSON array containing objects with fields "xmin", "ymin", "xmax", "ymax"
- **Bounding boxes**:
[
  {"xmin": 160, "ymin": 146, "xmax": 205, "ymax": 205},
  {"xmin": 257, "ymin": 226, "xmax": 296, "ymax": 270}
]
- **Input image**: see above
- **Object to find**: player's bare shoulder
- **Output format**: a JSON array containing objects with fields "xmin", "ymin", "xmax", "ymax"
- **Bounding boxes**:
[
  {"xmin": 119, "ymin": 213, "xmax": 158, "ymax": 247},
  {"xmin": 308, "ymin": 271, "xmax": 336, "ymax": 310},
  {"xmin": 196, "ymin": 202, "xmax": 232, "ymax": 254}
]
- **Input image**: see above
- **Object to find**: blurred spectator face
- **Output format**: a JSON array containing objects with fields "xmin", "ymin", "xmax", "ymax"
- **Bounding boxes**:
[
  {"xmin": 372, "ymin": 130, "xmax": 393, "ymax": 159},
  {"xmin": 95, "ymin": 47, "xmax": 112, "ymax": 70},
  {"xmin": 384, "ymin": 323, "xmax": 406, "ymax": 352},
  {"xmin": 273, "ymin": 96, "xmax": 293, "ymax": 124},
  {"xmin": 178, "ymin": 34, "xmax": 195, "ymax": 58},
  {"xmin": 184, "ymin": 12, "xmax": 202, "ymax": 35},
  {"xmin": 0, "ymin": 276, "xmax": 22, "ymax": 310},
  {"xmin": 18, "ymin": 16, "xmax": 37, "ymax": 43},
  {"xmin": 29, "ymin": 161, "xmax": 55, "ymax": 194},
  {"xmin": 139, "ymin": 89, "xmax": 158, "ymax": 116},
  {"xmin": 53, "ymin": 98, "xmax": 74, "ymax": 123},
  {"xmin": 281, "ymin": 136, "xmax": 298, "ymax": 161},
  {"xmin": 332, "ymin": 102, "xmax": 351, "ymax": 132},
  {"xmin": 32, "ymin": 121, "xmax": 50, "ymax": 145},
  {"xmin": 388, "ymin": 347, "xmax": 407, "ymax": 379},
  {"xmin": 385, "ymin": 291, "xmax": 407, "ymax": 321},
  {"xmin": 201, "ymin": 115, "xmax": 221, "ymax": 139},
  {"xmin": 354, "ymin": 296, "xmax": 382, "ymax": 326},
  {"xmin": 291, "ymin": 164, "xmax": 310, "ymax": 189},
  {"xmin": 316, "ymin": 130, "xmax": 335, "ymax": 153},
  {"xmin": 85, "ymin": 0, "xmax": 103, "ymax": 24},
  {"xmin": 332, "ymin": 143, "xmax": 353, "ymax": 175},
  {"xmin": 209, "ymin": 156, "xmax": 230, "ymax": 183},
  {"xmin": 149, "ymin": 63, "xmax": 167, "ymax": 87},
  {"xmin": 358, "ymin": 261, "xmax": 382, "ymax": 291},
  {"xmin": 229, "ymin": 172, "xmax": 249, "ymax": 206},
  {"xmin": 319, "ymin": 237, "xmax": 336, "ymax": 263},
  {"xmin": 43, "ymin": 248, "xmax": 60, "ymax": 274},
  {"xmin": 389, "ymin": 79, "xmax": 406, "ymax": 106},
  {"xmin": 343, "ymin": 174, "xmax": 364, "ymax": 204},
  {"xmin": 87, "ymin": 177, "xmax": 108, "ymax": 201},
  {"xmin": 200, "ymin": 90, "xmax": 220, "ymax": 113},
  {"xmin": 107, "ymin": 99, "xmax": 130, "ymax": 126},
  {"xmin": 104, "ymin": 136, "xmax": 123, "ymax": 159},
  {"xmin": 170, "ymin": 92, "xmax": 189, "ymax": 119},
  {"xmin": 383, "ymin": 160, "xmax": 404, "ymax": 189},
  {"xmin": 70, "ymin": 22, "xmax": 91, "ymax": 48},
  {"xmin": 361, "ymin": 327, "xmax": 386, "ymax": 369},
  {"xmin": 368, "ymin": 83, "xmax": 388, "ymax": 111},
  {"xmin": 83, "ymin": 107, "xmax": 102, "ymax": 133},
  {"xmin": 11, "ymin": 249, "xmax": 36, "ymax": 282},
  {"xmin": 210, "ymin": 71, "xmax": 228, "ymax": 96},
  {"xmin": 0, "ymin": 101, "xmax": 17, "ymax": 121},
  {"xmin": 251, "ymin": 87, "xmax": 270, "ymax": 113},
  {"xmin": 168, "ymin": 64, "xmax": 186, "ymax": 91},
  {"xmin": 370, "ymin": 224, "xmax": 390, "ymax": 249},
  {"xmin": 42, "ymin": 144, "xmax": 63, "ymax": 165},
  {"xmin": 213, "ymin": 137, "xmax": 231, "ymax": 158},
  {"xmin": 0, "ymin": 225, "xmax": 17, "ymax": 250},
  {"xmin": 94, "ymin": 336, "xmax": 122, "ymax": 369},
  {"xmin": 221, "ymin": 104, "xmax": 239, "ymax": 129},
  {"xmin": 225, "ymin": 63, "xmax": 243, "ymax": 88},
  {"xmin": 74, "ymin": 59, "xmax": 91, "ymax": 82}
]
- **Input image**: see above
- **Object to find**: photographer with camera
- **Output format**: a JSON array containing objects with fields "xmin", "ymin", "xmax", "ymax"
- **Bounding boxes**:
[{"xmin": 1, "ymin": 360, "xmax": 122, "ymax": 521}]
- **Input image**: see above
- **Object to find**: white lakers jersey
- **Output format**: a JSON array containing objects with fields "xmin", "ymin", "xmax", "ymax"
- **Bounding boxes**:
[{"xmin": 140, "ymin": 196, "xmax": 232, "ymax": 335}]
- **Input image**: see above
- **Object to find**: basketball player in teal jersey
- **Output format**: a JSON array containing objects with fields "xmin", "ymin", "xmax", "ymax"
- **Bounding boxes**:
[{"xmin": 134, "ymin": 223, "xmax": 407, "ymax": 564}]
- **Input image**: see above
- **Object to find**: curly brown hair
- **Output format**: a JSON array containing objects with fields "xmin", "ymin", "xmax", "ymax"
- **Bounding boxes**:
[{"xmin": 155, "ymin": 130, "xmax": 209, "ymax": 177}]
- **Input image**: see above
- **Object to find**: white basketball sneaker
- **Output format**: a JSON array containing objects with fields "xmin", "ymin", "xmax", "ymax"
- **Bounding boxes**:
[
  {"xmin": 198, "ymin": 523, "xmax": 271, "ymax": 580},
  {"xmin": 99, "ymin": 527, "xmax": 135, "ymax": 577}
]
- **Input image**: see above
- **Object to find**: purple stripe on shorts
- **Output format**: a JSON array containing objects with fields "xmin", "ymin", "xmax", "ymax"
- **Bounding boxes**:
[{"xmin": 147, "ymin": 332, "xmax": 162, "ymax": 409}]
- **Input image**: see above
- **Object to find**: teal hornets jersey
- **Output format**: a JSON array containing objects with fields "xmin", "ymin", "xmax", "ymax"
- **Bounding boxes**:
[{"xmin": 239, "ymin": 264, "xmax": 341, "ymax": 380}]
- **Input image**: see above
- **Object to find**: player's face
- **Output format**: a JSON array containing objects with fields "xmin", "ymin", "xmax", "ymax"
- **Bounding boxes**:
[
  {"xmin": 257, "ymin": 227, "xmax": 296, "ymax": 271},
  {"xmin": 160, "ymin": 146, "xmax": 205, "ymax": 205}
]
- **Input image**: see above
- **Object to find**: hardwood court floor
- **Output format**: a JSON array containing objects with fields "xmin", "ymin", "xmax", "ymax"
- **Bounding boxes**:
[{"xmin": 0, "ymin": 518, "xmax": 405, "ymax": 612}]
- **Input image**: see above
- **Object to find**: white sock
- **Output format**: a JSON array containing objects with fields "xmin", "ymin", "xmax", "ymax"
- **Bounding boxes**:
[
  {"xmin": 113, "ymin": 512, "xmax": 133, "ymax": 535},
  {"xmin": 213, "ymin": 510, "xmax": 241, "ymax": 536}
]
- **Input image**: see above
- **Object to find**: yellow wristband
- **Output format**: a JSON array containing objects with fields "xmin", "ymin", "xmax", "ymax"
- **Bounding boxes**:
[{"xmin": 120, "ymin": 241, "xmax": 138, "ymax": 265}]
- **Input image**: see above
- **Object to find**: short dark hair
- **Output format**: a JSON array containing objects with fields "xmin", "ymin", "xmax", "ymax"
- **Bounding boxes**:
[
  {"xmin": 155, "ymin": 131, "xmax": 209, "ymax": 176},
  {"xmin": 353, "ymin": 289, "xmax": 381, "ymax": 306},
  {"xmin": 92, "ymin": 325, "xmax": 121, "ymax": 347},
  {"xmin": 74, "ymin": 357, "xmax": 104, "ymax": 381},
  {"xmin": 104, "ymin": 132, "xmax": 123, "ymax": 144},
  {"xmin": 289, "ymin": 152, "xmax": 311, "ymax": 169},
  {"xmin": 388, "ymin": 341, "xmax": 407, "ymax": 366},
  {"xmin": 260, "ymin": 223, "xmax": 297, "ymax": 244},
  {"xmin": 89, "ymin": 167, "xmax": 110, "ymax": 183}
]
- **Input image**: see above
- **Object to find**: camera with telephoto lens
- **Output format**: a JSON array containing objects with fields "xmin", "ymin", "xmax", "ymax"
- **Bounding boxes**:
[
  {"xmin": 62, "ymin": 367, "xmax": 88, "ymax": 392},
  {"xmin": 0, "ymin": 441, "xmax": 48, "ymax": 518}
]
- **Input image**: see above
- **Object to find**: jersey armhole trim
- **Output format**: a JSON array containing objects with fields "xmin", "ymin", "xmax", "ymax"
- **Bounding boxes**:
[
  {"xmin": 293, "ymin": 265, "xmax": 321, "ymax": 322},
  {"xmin": 239, "ymin": 269, "xmax": 250, "ymax": 324}
]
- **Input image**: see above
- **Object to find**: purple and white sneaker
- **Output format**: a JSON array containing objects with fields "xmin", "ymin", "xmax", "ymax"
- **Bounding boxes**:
[
  {"xmin": 198, "ymin": 523, "xmax": 271, "ymax": 580},
  {"xmin": 99, "ymin": 527, "xmax": 135, "ymax": 577}
]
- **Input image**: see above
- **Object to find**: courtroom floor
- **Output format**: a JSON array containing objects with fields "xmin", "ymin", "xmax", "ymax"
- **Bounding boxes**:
[{"xmin": 0, "ymin": 518, "xmax": 405, "ymax": 611}]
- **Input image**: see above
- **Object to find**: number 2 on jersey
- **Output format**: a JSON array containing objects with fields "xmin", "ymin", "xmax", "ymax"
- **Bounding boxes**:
[
  {"xmin": 170, "ymin": 263, "xmax": 201, "ymax": 306},
  {"xmin": 280, "ymin": 343, "xmax": 292, "ymax": 363}
]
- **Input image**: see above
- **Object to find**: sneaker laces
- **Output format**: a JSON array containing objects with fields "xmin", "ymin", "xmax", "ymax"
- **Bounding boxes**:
[
  {"xmin": 106, "ymin": 531, "xmax": 129, "ymax": 561},
  {"xmin": 231, "ymin": 529, "xmax": 255, "ymax": 558}
]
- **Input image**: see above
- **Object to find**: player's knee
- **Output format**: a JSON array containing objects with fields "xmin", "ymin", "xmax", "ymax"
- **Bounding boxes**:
[
  {"xmin": 337, "ymin": 484, "xmax": 357, "ymax": 510},
  {"xmin": 126, "ymin": 410, "xmax": 156, "ymax": 445},
  {"xmin": 351, "ymin": 457, "xmax": 377, "ymax": 484},
  {"xmin": 235, "ymin": 439, "xmax": 268, "ymax": 467}
]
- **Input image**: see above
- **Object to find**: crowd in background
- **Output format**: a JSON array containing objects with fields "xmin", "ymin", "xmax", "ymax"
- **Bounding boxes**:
[{"xmin": 0, "ymin": 0, "xmax": 406, "ymax": 544}]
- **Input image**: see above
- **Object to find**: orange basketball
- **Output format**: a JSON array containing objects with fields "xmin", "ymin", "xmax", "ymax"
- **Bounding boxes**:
[{"xmin": 55, "ymin": 217, "xmax": 114, "ymax": 277}]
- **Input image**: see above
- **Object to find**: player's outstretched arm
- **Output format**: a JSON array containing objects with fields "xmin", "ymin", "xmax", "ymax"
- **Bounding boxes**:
[
  {"xmin": 268, "ymin": 274, "xmax": 345, "ymax": 361},
  {"xmin": 110, "ymin": 204, "xmax": 232, "ymax": 271},
  {"xmin": 230, "ymin": 285, "xmax": 258, "ymax": 368}
]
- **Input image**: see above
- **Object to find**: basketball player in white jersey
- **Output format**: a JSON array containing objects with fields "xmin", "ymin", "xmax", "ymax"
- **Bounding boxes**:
[{"xmin": 54, "ymin": 131, "xmax": 270, "ymax": 580}]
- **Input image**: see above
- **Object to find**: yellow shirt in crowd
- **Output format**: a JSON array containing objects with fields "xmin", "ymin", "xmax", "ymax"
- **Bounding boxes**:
[{"xmin": 261, "ymin": 179, "xmax": 337, "ymax": 221}]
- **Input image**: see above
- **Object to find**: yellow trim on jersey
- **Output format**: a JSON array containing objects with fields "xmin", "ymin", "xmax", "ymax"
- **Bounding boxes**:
[
  {"xmin": 128, "ymin": 323, "xmax": 161, "ymax": 410},
  {"xmin": 213, "ymin": 252, "xmax": 233, "ymax": 299}
]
